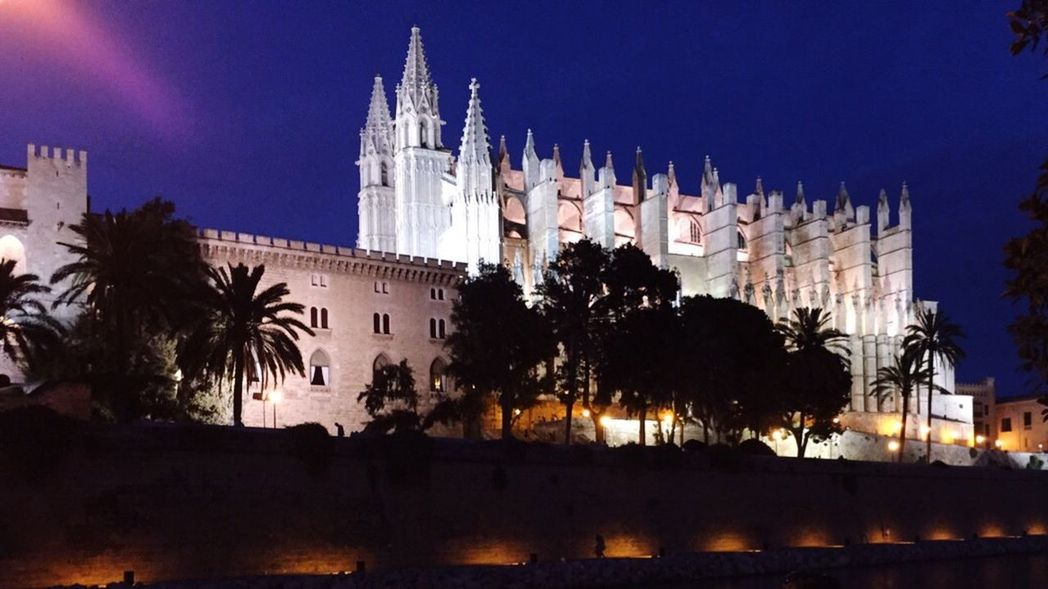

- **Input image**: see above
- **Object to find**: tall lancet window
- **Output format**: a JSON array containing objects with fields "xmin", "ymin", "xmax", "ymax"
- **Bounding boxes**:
[{"xmin": 380, "ymin": 163, "xmax": 389, "ymax": 187}]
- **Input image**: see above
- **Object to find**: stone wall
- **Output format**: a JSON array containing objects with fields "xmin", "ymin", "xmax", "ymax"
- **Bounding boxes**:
[{"xmin": 2, "ymin": 421, "xmax": 1047, "ymax": 589}]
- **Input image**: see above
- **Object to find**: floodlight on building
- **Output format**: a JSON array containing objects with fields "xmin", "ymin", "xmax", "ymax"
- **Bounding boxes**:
[
  {"xmin": 581, "ymin": 408, "xmax": 591, "ymax": 418},
  {"xmin": 994, "ymin": 439, "xmax": 1004, "ymax": 449},
  {"xmin": 269, "ymin": 389, "xmax": 283, "ymax": 404},
  {"xmin": 888, "ymin": 440, "xmax": 900, "ymax": 452},
  {"xmin": 976, "ymin": 434, "xmax": 985, "ymax": 445},
  {"xmin": 920, "ymin": 424, "xmax": 931, "ymax": 440},
  {"xmin": 599, "ymin": 415, "xmax": 613, "ymax": 428},
  {"xmin": 513, "ymin": 408, "xmax": 522, "ymax": 416}
]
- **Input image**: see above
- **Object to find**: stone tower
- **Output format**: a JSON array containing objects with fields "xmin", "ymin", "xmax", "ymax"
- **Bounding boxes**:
[
  {"xmin": 356, "ymin": 75, "xmax": 396, "ymax": 252},
  {"xmin": 393, "ymin": 26, "xmax": 452, "ymax": 258},
  {"xmin": 25, "ymin": 144, "xmax": 88, "ymax": 321},
  {"xmin": 448, "ymin": 79, "xmax": 500, "ymax": 273}
]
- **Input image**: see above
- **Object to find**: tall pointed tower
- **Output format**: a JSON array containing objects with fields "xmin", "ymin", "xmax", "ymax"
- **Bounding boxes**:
[
  {"xmin": 356, "ymin": 75, "xmax": 396, "ymax": 251},
  {"xmin": 393, "ymin": 26, "xmax": 452, "ymax": 258},
  {"xmin": 450, "ymin": 78, "xmax": 500, "ymax": 274}
]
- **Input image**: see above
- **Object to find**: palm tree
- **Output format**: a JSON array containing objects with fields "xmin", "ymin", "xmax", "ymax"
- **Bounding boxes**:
[
  {"xmin": 777, "ymin": 307, "xmax": 849, "ymax": 357},
  {"xmin": 776, "ymin": 308, "xmax": 851, "ymax": 457},
  {"xmin": 182, "ymin": 263, "xmax": 313, "ymax": 426},
  {"xmin": 872, "ymin": 349, "xmax": 936, "ymax": 463},
  {"xmin": 0, "ymin": 259, "xmax": 61, "ymax": 369},
  {"xmin": 903, "ymin": 307, "xmax": 965, "ymax": 462}
]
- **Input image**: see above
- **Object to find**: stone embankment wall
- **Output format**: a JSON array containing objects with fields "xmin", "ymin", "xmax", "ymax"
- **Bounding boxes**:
[{"xmin": 1, "ymin": 418, "xmax": 1046, "ymax": 589}]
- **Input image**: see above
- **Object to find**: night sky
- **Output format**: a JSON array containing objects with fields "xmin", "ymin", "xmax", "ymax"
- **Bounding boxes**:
[{"xmin": 0, "ymin": 1, "xmax": 1045, "ymax": 396}]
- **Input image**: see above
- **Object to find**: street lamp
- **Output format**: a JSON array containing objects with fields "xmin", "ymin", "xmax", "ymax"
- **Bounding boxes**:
[{"xmin": 269, "ymin": 389, "xmax": 283, "ymax": 428}]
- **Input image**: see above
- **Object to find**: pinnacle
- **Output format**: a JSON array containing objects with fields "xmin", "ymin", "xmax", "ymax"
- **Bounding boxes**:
[
  {"xmin": 605, "ymin": 150, "xmax": 614, "ymax": 170},
  {"xmin": 580, "ymin": 139, "xmax": 593, "ymax": 172},
  {"xmin": 400, "ymin": 26, "xmax": 434, "ymax": 107},
  {"xmin": 459, "ymin": 78, "xmax": 490, "ymax": 164}
]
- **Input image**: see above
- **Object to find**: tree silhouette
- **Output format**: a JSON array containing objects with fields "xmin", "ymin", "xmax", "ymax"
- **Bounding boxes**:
[
  {"xmin": 182, "ymin": 263, "xmax": 313, "ymax": 426},
  {"xmin": 539, "ymin": 239, "xmax": 610, "ymax": 443},
  {"xmin": 445, "ymin": 263, "xmax": 553, "ymax": 439},
  {"xmin": 358, "ymin": 360, "xmax": 433, "ymax": 434},
  {"xmin": 0, "ymin": 259, "xmax": 62, "ymax": 372},
  {"xmin": 50, "ymin": 198, "xmax": 205, "ymax": 420},
  {"xmin": 776, "ymin": 308, "xmax": 851, "ymax": 457},
  {"xmin": 903, "ymin": 308, "xmax": 964, "ymax": 461},
  {"xmin": 872, "ymin": 349, "xmax": 937, "ymax": 463}
]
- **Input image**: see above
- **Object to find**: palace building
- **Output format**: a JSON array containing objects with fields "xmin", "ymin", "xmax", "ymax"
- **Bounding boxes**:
[{"xmin": 0, "ymin": 26, "xmax": 973, "ymax": 446}]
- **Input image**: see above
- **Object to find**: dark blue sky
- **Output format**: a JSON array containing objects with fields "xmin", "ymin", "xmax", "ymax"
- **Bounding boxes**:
[{"xmin": 0, "ymin": 1, "xmax": 1045, "ymax": 396}]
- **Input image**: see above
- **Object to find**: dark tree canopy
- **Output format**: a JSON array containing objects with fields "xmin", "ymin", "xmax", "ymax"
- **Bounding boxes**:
[{"xmin": 445, "ymin": 263, "xmax": 554, "ymax": 439}]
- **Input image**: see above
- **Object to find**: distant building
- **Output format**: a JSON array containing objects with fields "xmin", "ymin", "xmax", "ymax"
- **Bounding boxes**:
[
  {"xmin": 958, "ymin": 377, "xmax": 996, "ymax": 444},
  {"xmin": 995, "ymin": 395, "xmax": 1048, "ymax": 453}
]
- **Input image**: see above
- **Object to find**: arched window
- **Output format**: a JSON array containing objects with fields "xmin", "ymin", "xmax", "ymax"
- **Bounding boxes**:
[
  {"xmin": 373, "ymin": 312, "xmax": 381, "ymax": 334},
  {"xmin": 380, "ymin": 162, "xmax": 389, "ymax": 187},
  {"xmin": 429, "ymin": 318, "xmax": 437, "ymax": 339},
  {"xmin": 382, "ymin": 313, "xmax": 391, "ymax": 334},
  {"xmin": 430, "ymin": 287, "xmax": 436, "ymax": 300},
  {"xmin": 690, "ymin": 220, "xmax": 702, "ymax": 244},
  {"xmin": 0, "ymin": 235, "xmax": 26, "ymax": 275},
  {"xmin": 320, "ymin": 308, "xmax": 329, "ymax": 329},
  {"xmin": 310, "ymin": 307, "xmax": 318, "ymax": 328},
  {"xmin": 737, "ymin": 230, "xmax": 748, "ymax": 250},
  {"xmin": 373, "ymin": 354, "xmax": 390, "ymax": 381},
  {"xmin": 438, "ymin": 319, "xmax": 446, "ymax": 339},
  {"xmin": 309, "ymin": 349, "xmax": 331, "ymax": 387},
  {"xmin": 430, "ymin": 358, "xmax": 447, "ymax": 393},
  {"xmin": 419, "ymin": 121, "xmax": 428, "ymax": 148},
  {"xmin": 438, "ymin": 288, "xmax": 445, "ymax": 301}
]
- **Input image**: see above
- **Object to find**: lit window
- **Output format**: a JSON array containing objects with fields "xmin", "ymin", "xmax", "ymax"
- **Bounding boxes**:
[
  {"xmin": 430, "ymin": 358, "xmax": 447, "ymax": 393},
  {"xmin": 309, "ymin": 349, "xmax": 330, "ymax": 387},
  {"xmin": 320, "ymin": 308, "xmax": 328, "ymax": 329},
  {"xmin": 373, "ymin": 354, "xmax": 390, "ymax": 381}
]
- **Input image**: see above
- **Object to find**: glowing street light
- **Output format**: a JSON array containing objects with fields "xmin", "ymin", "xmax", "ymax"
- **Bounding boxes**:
[
  {"xmin": 994, "ymin": 439, "xmax": 1004, "ymax": 449},
  {"xmin": 976, "ymin": 434, "xmax": 986, "ymax": 445},
  {"xmin": 888, "ymin": 440, "xmax": 900, "ymax": 453},
  {"xmin": 919, "ymin": 424, "xmax": 931, "ymax": 440},
  {"xmin": 581, "ymin": 408, "xmax": 591, "ymax": 418},
  {"xmin": 269, "ymin": 389, "xmax": 283, "ymax": 427}
]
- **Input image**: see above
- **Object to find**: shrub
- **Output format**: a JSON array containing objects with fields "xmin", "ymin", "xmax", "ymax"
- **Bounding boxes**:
[{"xmin": 286, "ymin": 422, "xmax": 331, "ymax": 477}]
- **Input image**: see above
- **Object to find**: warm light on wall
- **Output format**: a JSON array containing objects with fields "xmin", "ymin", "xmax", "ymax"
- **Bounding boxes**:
[
  {"xmin": 599, "ymin": 415, "xmax": 613, "ymax": 427},
  {"xmin": 975, "ymin": 434, "xmax": 985, "ymax": 445},
  {"xmin": 888, "ymin": 440, "xmax": 900, "ymax": 452},
  {"xmin": 920, "ymin": 424, "xmax": 931, "ymax": 440},
  {"xmin": 994, "ymin": 439, "xmax": 1004, "ymax": 449},
  {"xmin": 581, "ymin": 408, "xmax": 591, "ymax": 418}
]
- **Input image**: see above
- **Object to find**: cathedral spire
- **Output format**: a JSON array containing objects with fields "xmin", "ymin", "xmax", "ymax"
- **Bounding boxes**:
[
  {"xmin": 400, "ymin": 26, "xmax": 434, "ymax": 109},
  {"xmin": 458, "ymin": 79, "xmax": 490, "ymax": 166},
  {"xmin": 365, "ymin": 75, "xmax": 393, "ymax": 131}
]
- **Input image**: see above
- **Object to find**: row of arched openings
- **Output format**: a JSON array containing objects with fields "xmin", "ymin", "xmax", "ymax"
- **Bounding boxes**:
[{"xmin": 309, "ymin": 307, "xmax": 329, "ymax": 329}]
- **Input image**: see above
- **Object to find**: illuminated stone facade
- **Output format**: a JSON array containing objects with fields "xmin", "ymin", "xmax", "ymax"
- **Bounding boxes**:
[{"xmin": 357, "ymin": 26, "xmax": 969, "ymax": 439}]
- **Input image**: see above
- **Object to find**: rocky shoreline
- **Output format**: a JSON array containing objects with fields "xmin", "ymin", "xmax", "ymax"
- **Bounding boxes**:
[{"xmin": 57, "ymin": 535, "xmax": 1048, "ymax": 589}]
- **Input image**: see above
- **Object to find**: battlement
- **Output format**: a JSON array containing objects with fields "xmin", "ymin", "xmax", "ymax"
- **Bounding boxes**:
[
  {"xmin": 198, "ymin": 228, "xmax": 467, "ymax": 272},
  {"xmin": 27, "ymin": 144, "xmax": 87, "ymax": 167}
]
